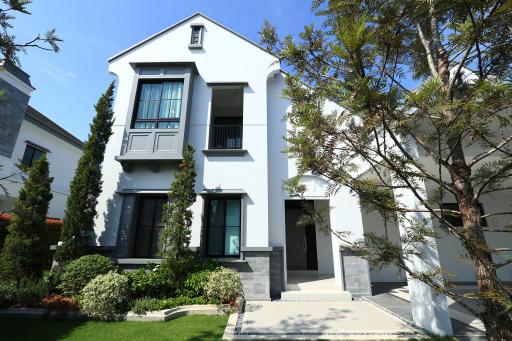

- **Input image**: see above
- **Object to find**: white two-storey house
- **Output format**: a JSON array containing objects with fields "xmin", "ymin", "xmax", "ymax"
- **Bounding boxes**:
[{"xmin": 94, "ymin": 13, "xmax": 512, "ymax": 335}]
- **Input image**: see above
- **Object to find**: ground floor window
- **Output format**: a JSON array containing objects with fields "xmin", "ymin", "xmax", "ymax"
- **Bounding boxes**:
[
  {"xmin": 133, "ymin": 196, "xmax": 167, "ymax": 258},
  {"xmin": 206, "ymin": 197, "xmax": 241, "ymax": 257}
]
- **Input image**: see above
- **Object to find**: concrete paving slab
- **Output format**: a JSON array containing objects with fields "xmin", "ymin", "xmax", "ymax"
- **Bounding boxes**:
[{"xmin": 223, "ymin": 301, "xmax": 425, "ymax": 340}]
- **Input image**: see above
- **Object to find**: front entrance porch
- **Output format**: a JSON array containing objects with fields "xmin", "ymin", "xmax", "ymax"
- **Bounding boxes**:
[
  {"xmin": 281, "ymin": 200, "xmax": 351, "ymax": 302},
  {"xmin": 281, "ymin": 271, "xmax": 351, "ymax": 302}
]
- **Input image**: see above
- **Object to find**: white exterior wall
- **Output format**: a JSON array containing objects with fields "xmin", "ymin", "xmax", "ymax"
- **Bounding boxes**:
[
  {"xmin": 0, "ymin": 119, "xmax": 82, "ymax": 218},
  {"xmin": 95, "ymin": 14, "xmax": 279, "ymax": 247}
]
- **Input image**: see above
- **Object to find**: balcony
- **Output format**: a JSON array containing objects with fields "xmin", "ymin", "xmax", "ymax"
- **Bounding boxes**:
[
  {"xmin": 203, "ymin": 124, "xmax": 247, "ymax": 156},
  {"xmin": 209, "ymin": 124, "xmax": 242, "ymax": 149}
]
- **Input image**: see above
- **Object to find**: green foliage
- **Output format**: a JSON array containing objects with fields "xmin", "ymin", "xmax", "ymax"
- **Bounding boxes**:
[
  {"xmin": 205, "ymin": 267, "xmax": 242, "ymax": 303},
  {"xmin": 58, "ymin": 254, "xmax": 117, "ymax": 297},
  {"xmin": 0, "ymin": 156, "xmax": 53, "ymax": 280},
  {"xmin": 178, "ymin": 269, "xmax": 213, "ymax": 298},
  {"xmin": 56, "ymin": 82, "xmax": 115, "ymax": 263},
  {"xmin": 0, "ymin": 218, "xmax": 62, "ymax": 273},
  {"xmin": 0, "ymin": 278, "xmax": 49, "ymax": 308},
  {"xmin": 124, "ymin": 265, "xmax": 174, "ymax": 299},
  {"xmin": 0, "ymin": 0, "xmax": 61, "ymax": 65},
  {"xmin": 160, "ymin": 144, "xmax": 197, "ymax": 281},
  {"xmin": 80, "ymin": 271, "xmax": 129, "ymax": 321},
  {"xmin": 130, "ymin": 296, "xmax": 209, "ymax": 315}
]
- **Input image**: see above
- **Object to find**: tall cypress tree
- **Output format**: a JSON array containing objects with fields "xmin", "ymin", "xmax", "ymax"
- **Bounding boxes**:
[
  {"xmin": 0, "ymin": 156, "xmax": 53, "ymax": 280},
  {"xmin": 55, "ymin": 82, "xmax": 115, "ymax": 262},
  {"xmin": 161, "ymin": 144, "xmax": 197, "ymax": 279}
]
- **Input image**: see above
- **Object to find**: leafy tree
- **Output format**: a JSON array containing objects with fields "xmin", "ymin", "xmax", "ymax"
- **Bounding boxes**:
[
  {"xmin": 160, "ymin": 144, "xmax": 197, "ymax": 281},
  {"xmin": 0, "ymin": 156, "xmax": 53, "ymax": 280},
  {"xmin": 54, "ymin": 82, "xmax": 115, "ymax": 263},
  {"xmin": 261, "ymin": 0, "xmax": 512, "ymax": 339},
  {"xmin": 0, "ymin": 0, "xmax": 61, "ymax": 65}
]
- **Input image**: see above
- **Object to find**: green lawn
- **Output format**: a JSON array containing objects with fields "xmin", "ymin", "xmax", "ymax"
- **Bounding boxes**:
[{"xmin": 0, "ymin": 315, "xmax": 228, "ymax": 341}]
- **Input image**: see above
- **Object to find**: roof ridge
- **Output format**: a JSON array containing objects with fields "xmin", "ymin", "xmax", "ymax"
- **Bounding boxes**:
[
  {"xmin": 108, "ymin": 12, "xmax": 276, "ymax": 62},
  {"xmin": 25, "ymin": 105, "xmax": 84, "ymax": 149}
]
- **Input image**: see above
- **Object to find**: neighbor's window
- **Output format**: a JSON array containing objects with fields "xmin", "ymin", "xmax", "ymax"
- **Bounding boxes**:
[
  {"xmin": 133, "ymin": 80, "xmax": 183, "ymax": 129},
  {"xmin": 21, "ymin": 144, "xmax": 46, "ymax": 167},
  {"xmin": 190, "ymin": 25, "xmax": 203, "ymax": 46},
  {"xmin": 440, "ymin": 203, "xmax": 487, "ymax": 227},
  {"xmin": 206, "ymin": 198, "xmax": 241, "ymax": 257}
]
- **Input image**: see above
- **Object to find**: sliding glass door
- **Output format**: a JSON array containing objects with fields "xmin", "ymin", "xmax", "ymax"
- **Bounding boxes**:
[
  {"xmin": 133, "ymin": 196, "xmax": 167, "ymax": 258},
  {"xmin": 206, "ymin": 198, "xmax": 241, "ymax": 257}
]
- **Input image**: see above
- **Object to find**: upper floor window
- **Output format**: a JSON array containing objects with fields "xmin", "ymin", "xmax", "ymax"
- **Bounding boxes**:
[
  {"xmin": 189, "ymin": 25, "xmax": 203, "ymax": 48},
  {"xmin": 133, "ymin": 80, "xmax": 183, "ymax": 129},
  {"xmin": 21, "ymin": 144, "xmax": 46, "ymax": 167}
]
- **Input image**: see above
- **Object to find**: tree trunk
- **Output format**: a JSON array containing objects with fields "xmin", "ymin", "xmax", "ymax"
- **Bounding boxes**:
[{"xmin": 448, "ymin": 139, "xmax": 512, "ymax": 339}]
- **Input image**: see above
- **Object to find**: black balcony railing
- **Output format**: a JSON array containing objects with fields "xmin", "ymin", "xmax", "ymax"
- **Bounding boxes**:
[{"xmin": 209, "ymin": 124, "xmax": 243, "ymax": 149}]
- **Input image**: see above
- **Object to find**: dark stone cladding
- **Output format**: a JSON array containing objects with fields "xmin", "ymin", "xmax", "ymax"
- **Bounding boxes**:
[
  {"xmin": 115, "ymin": 194, "xmax": 137, "ymax": 258},
  {"xmin": 220, "ymin": 249, "xmax": 284, "ymax": 301},
  {"xmin": 270, "ymin": 247, "xmax": 284, "ymax": 298},
  {"xmin": 0, "ymin": 77, "xmax": 30, "ymax": 158}
]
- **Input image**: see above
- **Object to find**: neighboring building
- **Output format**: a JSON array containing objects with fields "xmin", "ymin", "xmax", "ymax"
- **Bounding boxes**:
[
  {"xmin": 0, "ymin": 60, "xmax": 84, "ymax": 218},
  {"xmin": 94, "ymin": 13, "xmax": 512, "ymax": 335}
]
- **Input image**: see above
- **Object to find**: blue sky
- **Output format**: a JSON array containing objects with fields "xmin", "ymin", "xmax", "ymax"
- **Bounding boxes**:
[{"xmin": 13, "ymin": 0, "xmax": 318, "ymax": 141}]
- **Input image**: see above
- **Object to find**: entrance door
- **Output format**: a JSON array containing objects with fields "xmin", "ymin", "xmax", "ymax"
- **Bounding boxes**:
[{"xmin": 285, "ymin": 200, "xmax": 318, "ymax": 271}]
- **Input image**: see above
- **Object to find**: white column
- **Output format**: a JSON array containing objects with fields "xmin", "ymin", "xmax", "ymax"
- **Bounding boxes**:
[
  {"xmin": 392, "ymin": 139, "xmax": 453, "ymax": 336},
  {"xmin": 330, "ymin": 187, "xmax": 366, "ymax": 289}
]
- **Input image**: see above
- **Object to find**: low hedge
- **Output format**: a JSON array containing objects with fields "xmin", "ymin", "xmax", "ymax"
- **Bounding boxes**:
[{"xmin": 131, "ymin": 296, "xmax": 212, "ymax": 315}]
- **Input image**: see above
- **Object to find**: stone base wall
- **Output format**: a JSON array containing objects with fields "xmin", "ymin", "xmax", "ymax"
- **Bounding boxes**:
[
  {"xmin": 341, "ymin": 250, "xmax": 372, "ymax": 297},
  {"xmin": 220, "ymin": 249, "xmax": 275, "ymax": 301},
  {"xmin": 270, "ymin": 247, "xmax": 284, "ymax": 298}
]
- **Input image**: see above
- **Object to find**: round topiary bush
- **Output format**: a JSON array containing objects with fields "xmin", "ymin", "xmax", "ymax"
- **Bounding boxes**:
[
  {"xmin": 205, "ymin": 267, "xmax": 242, "ymax": 303},
  {"xmin": 58, "ymin": 254, "xmax": 117, "ymax": 296},
  {"xmin": 80, "ymin": 271, "xmax": 129, "ymax": 320}
]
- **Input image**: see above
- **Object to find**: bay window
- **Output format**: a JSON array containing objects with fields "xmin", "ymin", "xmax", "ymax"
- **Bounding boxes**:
[{"xmin": 133, "ymin": 80, "xmax": 183, "ymax": 129}]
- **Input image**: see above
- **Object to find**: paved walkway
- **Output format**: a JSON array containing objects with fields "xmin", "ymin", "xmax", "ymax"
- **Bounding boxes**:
[
  {"xmin": 367, "ymin": 287, "xmax": 487, "ymax": 341},
  {"xmin": 223, "ymin": 301, "xmax": 425, "ymax": 340}
]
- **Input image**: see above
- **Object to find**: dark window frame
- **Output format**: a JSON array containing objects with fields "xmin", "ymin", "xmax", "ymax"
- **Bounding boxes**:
[
  {"xmin": 190, "ymin": 25, "xmax": 203, "ymax": 46},
  {"xmin": 132, "ymin": 195, "xmax": 168, "ymax": 258},
  {"xmin": 21, "ymin": 144, "xmax": 46, "ymax": 167},
  {"xmin": 440, "ymin": 202, "xmax": 487, "ymax": 227},
  {"xmin": 204, "ymin": 195, "xmax": 242, "ymax": 257},
  {"xmin": 131, "ymin": 79, "xmax": 184, "ymax": 129}
]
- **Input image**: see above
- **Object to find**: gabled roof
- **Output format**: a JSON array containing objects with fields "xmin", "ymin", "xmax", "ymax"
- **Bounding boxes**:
[
  {"xmin": 108, "ymin": 12, "xmax": 276, "ymax": 62},
  {"xmin": 25, "ymin": 106, "xmax": 84, "ymax": 150}
]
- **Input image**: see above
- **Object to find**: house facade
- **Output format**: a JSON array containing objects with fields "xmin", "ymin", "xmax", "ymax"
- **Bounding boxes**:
[
  {"xmin": 0, "ymin": 61, "xmax": 84, "ymax": 218},
  {"xmin": 94, "ymin": 13, "xmax": 512, "ymax": 335}
]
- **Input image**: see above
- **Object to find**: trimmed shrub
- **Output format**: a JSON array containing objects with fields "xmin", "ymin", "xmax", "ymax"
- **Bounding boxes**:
[
  {"xmin": 131, "ymin": 296, "xmax": 210, "ymax": 315},
  {"xmin": 178, "ymin": 269, "xmax": 213, "ymax": 297},
  {"xmin": 80, "ymin": 271, "xmax": 129, "ymax": 320},
  {"xmin": 205, "ymin": 267, "xmax": 242, "ymax": 304},
  {"xmin": 0, "ymin": 214, "xmax": 62, "ymax": 260},
  {"xmin": 0, "ymin": 278, "xmax": 49, "ymax": 308},
  {"xmin": 59, "ymin": 254, "xmax": 117, "ymax": 296},
  {"xmin": 125, "ymin": 265, "xmax": 174, "ymax": 299},
  {"xmin": 0, "ymin": 281, "xmax": 16, "ymax": 308},
  {"xmin": 41, "ymin": 294, "xmax": 79, "ymax": 311}
]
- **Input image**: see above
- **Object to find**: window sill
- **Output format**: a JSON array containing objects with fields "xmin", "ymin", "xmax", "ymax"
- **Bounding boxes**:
[
  {"xmin": 204, "ymin": 257, "xmax": 246, "ymax": 263},
  {"xmin": 116, "ymin": 258, "xmax": 163, "ymax": 265},
  {"xmin": 202, "ymin": 149, "xmax": 247, "ymax": 156}
]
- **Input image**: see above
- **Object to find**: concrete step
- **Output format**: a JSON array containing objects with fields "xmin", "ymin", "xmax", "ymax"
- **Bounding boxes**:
[{"xmin": 280, "ymin": 289, "xmax": 352, "ymax": 302}]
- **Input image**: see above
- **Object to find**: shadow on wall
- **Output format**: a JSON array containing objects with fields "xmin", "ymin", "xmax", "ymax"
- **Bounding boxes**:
[{"xmin": 98, "ymin": 172, "xmax": 124, "ymax": 247}]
